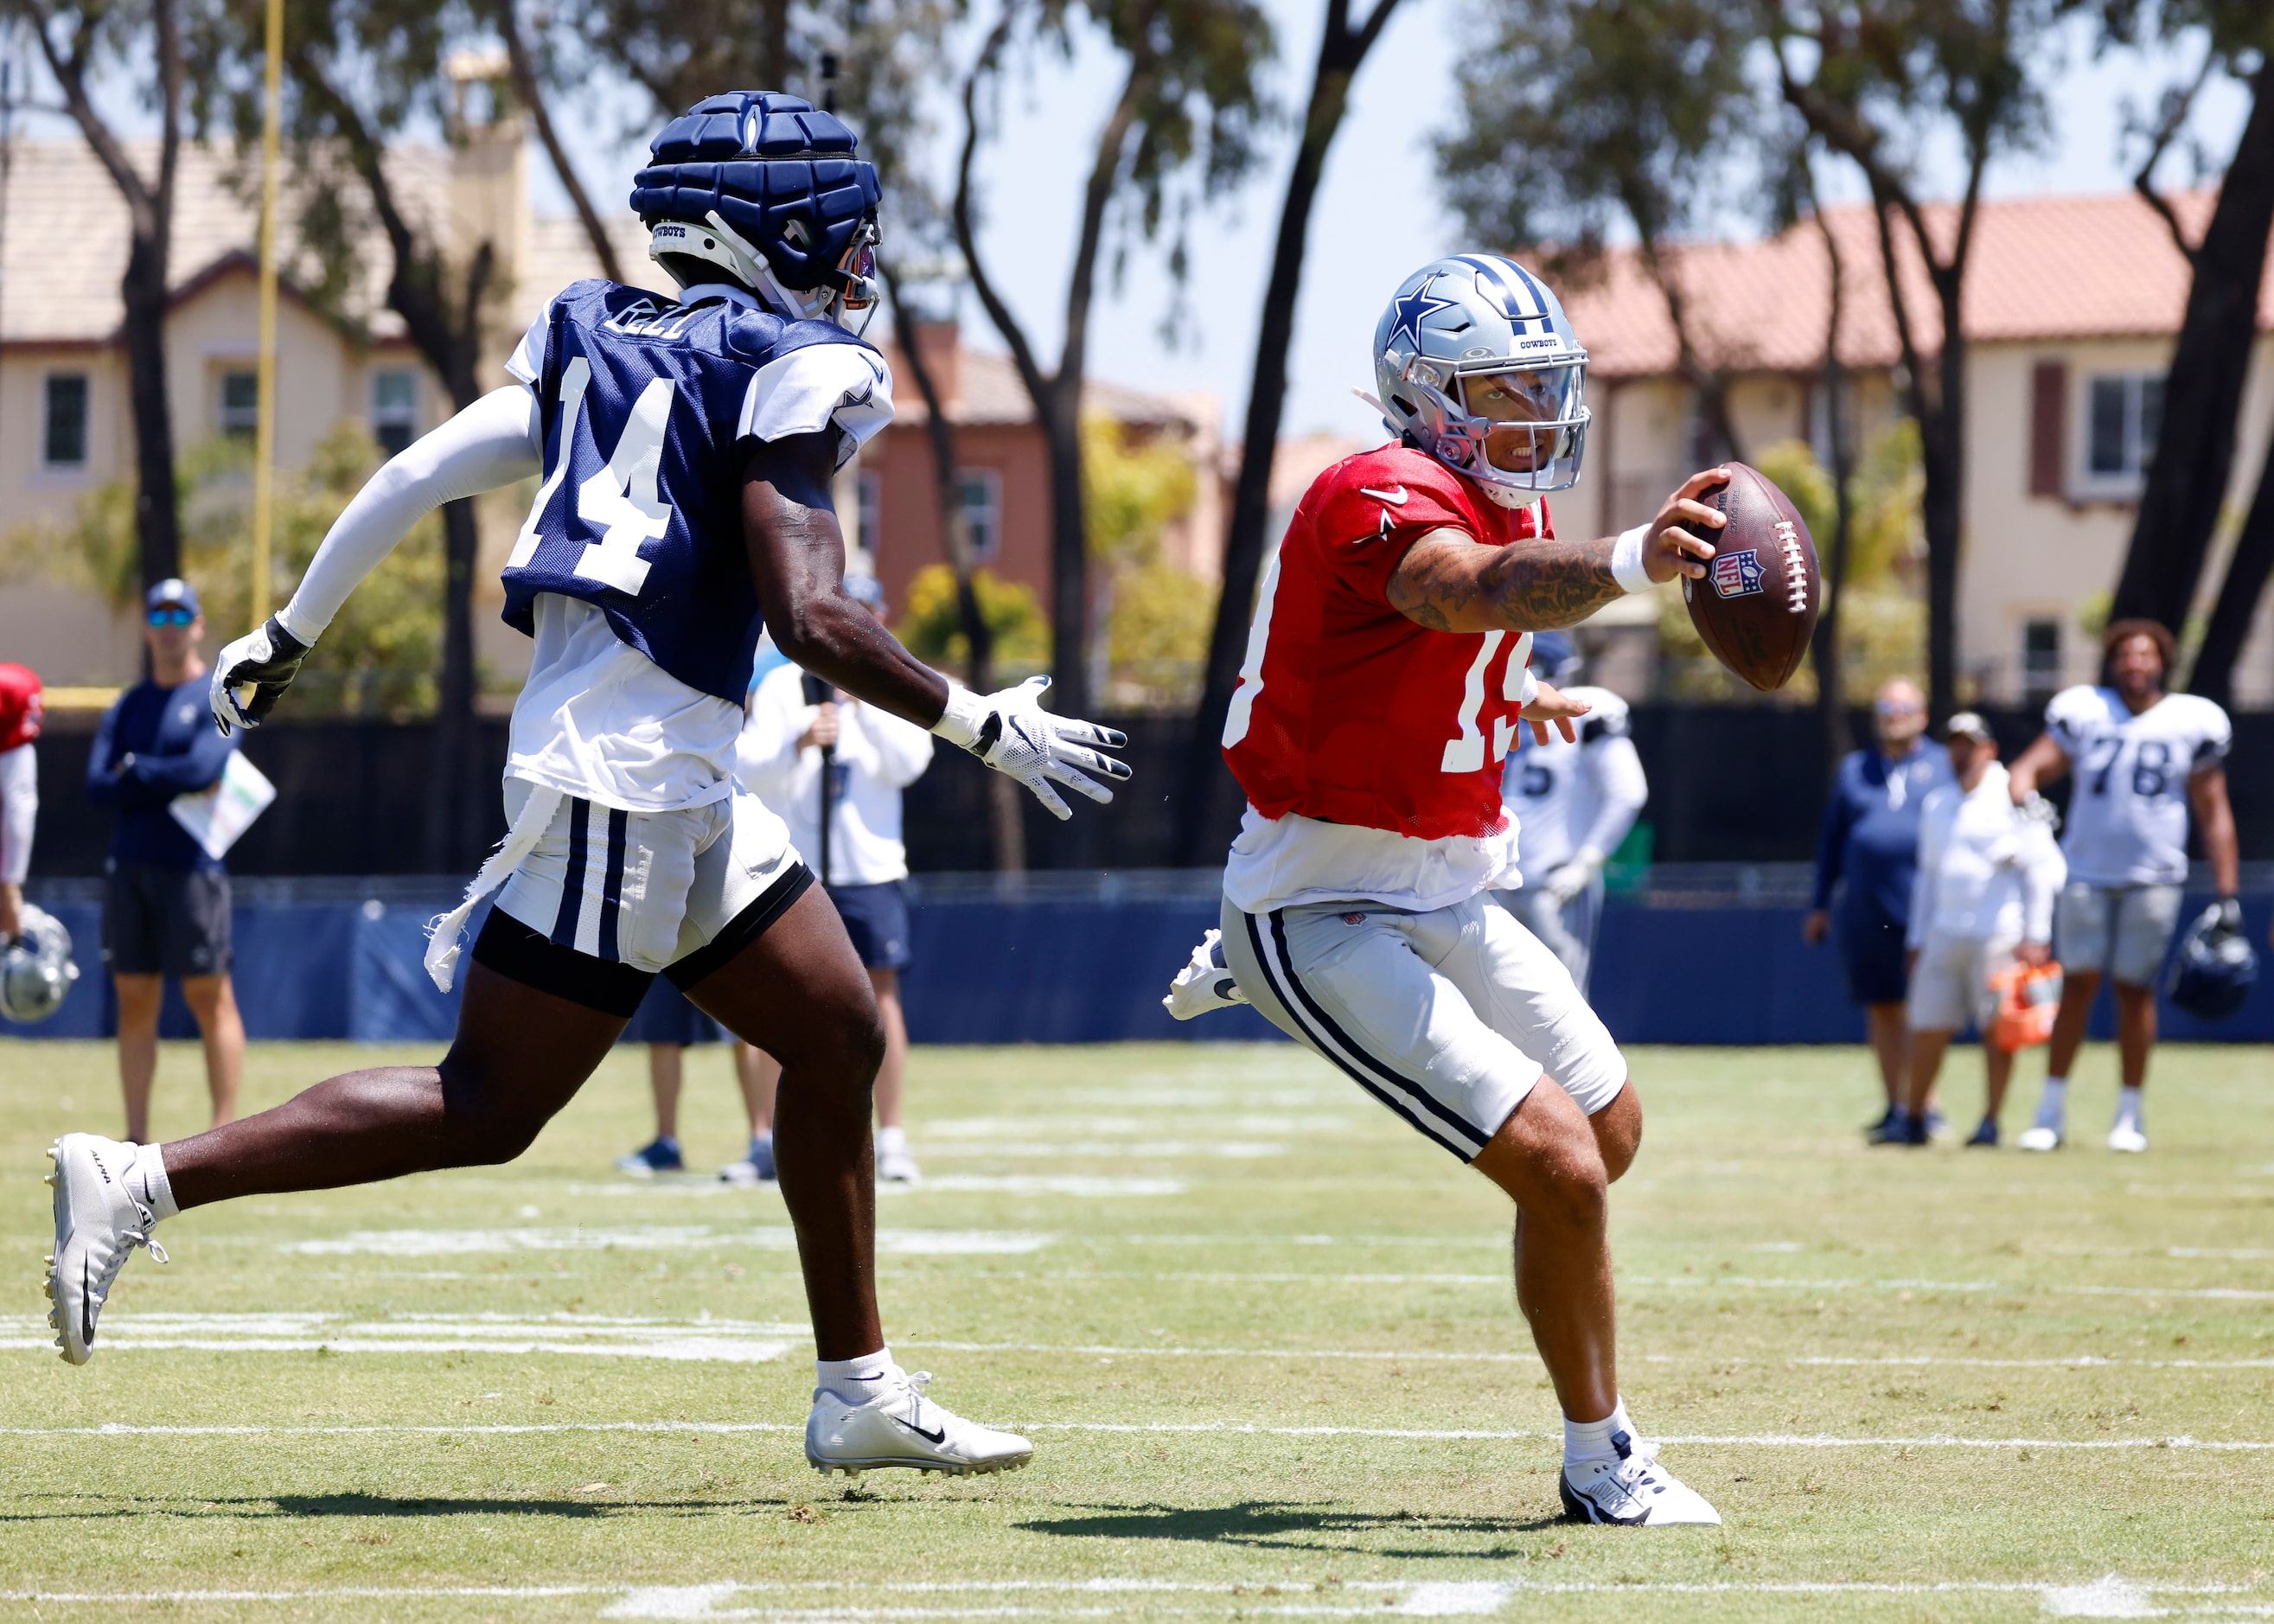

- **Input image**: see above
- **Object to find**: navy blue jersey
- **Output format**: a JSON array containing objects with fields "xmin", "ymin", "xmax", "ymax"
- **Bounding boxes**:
[{"xmin": 500, "ymin": 279, "xmax": 883, "ymax": 704}]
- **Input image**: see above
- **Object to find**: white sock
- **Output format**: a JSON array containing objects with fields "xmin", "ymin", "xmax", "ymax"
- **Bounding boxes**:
[
  {"xmin": 876, "ymin": 1125, "xmax": 906, "ymax": 1156},
  {"xmin": 1563, "ymin": 1397, "xmax": 1636, "ymax": 1468},
  {"xmin": 816, "ymin": 1347, "xmax": 896, "ymax": 1403},
  {"xmin": 2114, "ymin": 1086, "xmax": 2143, "ymax": 1132},
  {"xmin": 2035, "ymin": 1077, "xmax": 2068, "ymax": 1129},
  {"xmin": 125, "ymin": 1144, "xmax": 178, "ymax": 1223}
]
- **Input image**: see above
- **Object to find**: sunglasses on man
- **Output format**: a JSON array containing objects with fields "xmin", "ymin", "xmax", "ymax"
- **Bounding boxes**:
[{"xmin": 147, "ymin": 606, "xmax": 196, "ymax": 628}]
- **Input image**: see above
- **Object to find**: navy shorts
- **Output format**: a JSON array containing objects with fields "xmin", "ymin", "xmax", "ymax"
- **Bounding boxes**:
[
  {"xmin": 828, "ymin": 880, "xmax": 912, "ymax": 972},
  {"xmin": 103, "ymin": 864, "xmax": 232, "ymax": 978},
  {"xmin": 1839, "ymin": 909, "xmax": 1910, "ymax": 1006},
  {"xmin": 622, "ymin": 977, "xmax": 724, "ymax": 1045}
]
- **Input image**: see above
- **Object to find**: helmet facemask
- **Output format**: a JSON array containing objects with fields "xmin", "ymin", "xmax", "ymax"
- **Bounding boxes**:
[
  {"xmin": 1398, "ymin": 354, "xmax": 1589, "ymax": 500},
  {"xmin": 649, "ymin": 211, "xmax": 882, "ymax": 336}
]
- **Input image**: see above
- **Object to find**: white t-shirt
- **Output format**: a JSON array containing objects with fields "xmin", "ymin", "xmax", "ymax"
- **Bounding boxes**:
[
  {"xmin": 737, "ymin": 663, "xmax": 935, "ymax": 886},
  {"xmin": 1499, "ymin": 686, "xmax": 1647, "ymax": 883},
  {"xmin": 1223, "ymin": 806, "xmax": 1519, "ymax": 917},
  {"xmin": 501, "ymin": 282, "xmax": 894, "ymax": 814},
  {"xmin": 2044, "ymin": 685, "xmax": 2231, "ymax": 886},
  {"xmin": 0, "ymin": 741, "xmax": 35, "ymax": 885},
  {"xmin": 1908, "ymin": 762, "xmax": 2066, "ymax": 944}
]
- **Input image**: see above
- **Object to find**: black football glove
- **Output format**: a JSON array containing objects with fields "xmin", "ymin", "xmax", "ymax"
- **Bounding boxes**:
[{"xmin": 210, "ymin": 615, "xmax": 312, "ymax": 736}]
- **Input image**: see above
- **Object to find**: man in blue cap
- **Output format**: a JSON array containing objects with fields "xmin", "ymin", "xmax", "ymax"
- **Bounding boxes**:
[{"xmin": 86, "ymin": 578, "xmax": 244, "ymax": 1142}]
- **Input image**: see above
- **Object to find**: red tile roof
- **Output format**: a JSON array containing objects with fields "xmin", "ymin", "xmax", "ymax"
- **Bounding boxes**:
[{"xmin": 1549, "ymin": 191, "xmax": 2273, "ymax": 380}]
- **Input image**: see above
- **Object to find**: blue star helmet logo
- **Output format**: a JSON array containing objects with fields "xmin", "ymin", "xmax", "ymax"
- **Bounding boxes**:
[{"xmin": 1383, "ymin": 272, "xmax": 1459, "ymax": 355}]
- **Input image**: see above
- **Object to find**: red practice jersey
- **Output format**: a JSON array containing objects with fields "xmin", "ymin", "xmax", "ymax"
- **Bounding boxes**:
[
  {"xmin": 0, "ymin": 663, "xmax": 42, "ymax": 753},
  {"xmin": 1222, "ymin": 444, "xmax": 1549, "ymax": 841}
]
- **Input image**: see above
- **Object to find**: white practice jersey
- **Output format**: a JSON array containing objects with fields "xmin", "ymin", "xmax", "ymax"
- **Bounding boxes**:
[
  {"xmin": 1500, "ymin": 686, "xmax": 1648, "ymax": 885},
  {"xmin": 2044, "ymin": 685, "xmax": 2230, "ymax": 886}
]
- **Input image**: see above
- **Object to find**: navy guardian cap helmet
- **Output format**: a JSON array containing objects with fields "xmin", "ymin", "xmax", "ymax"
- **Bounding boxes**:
[{"xmin": 630, "ymin": 91, "xmax": 883, "ymax": 333}]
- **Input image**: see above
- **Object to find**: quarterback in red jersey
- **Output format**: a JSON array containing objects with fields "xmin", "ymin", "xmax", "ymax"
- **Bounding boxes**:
[{"xmin": 1181, "ymin": 254, "xmax": 1732, "ymax": 1525}]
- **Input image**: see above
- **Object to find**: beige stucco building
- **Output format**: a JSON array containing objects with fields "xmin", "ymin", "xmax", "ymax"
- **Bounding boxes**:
[{"xmin": 1543, "ymin": 192, "xmax": 2274, "ymax": 708}]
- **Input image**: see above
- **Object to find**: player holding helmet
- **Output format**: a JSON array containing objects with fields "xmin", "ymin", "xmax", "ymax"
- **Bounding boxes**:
[
  {"xmin": 44, "ymin": 92, "xmax": 1127, "ymax": 1480},
  {"xmin": 1185, "ymin": 255, "xmax": 1730, "ymax": 1525}
]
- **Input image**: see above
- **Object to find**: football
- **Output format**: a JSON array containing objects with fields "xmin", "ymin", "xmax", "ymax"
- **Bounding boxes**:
[{"xmin": 1681, "ymin": 462, "xmax": 1823, "ymax": 691}]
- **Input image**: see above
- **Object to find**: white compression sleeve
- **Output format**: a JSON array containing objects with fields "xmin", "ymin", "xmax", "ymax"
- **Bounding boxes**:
[{"xmin": 280, "ymin": 385, "xmax": 544, "ymax": 640}]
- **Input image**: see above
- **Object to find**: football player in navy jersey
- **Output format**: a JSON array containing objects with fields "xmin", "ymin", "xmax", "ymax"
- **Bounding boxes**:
[{"xmin": 43, "ymin": 92, "xmax": 1127, "ymax": 1480}]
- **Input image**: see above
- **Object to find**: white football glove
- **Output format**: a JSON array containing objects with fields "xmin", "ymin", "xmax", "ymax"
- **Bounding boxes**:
[
  {"xmin": 211, "ymin": 615, "xmax": 314, "ymax": 736},
  {"xmin": 1543, "ymin": 846, "xmax": 1604, "ymax": 905},
  {"xmin": 1163, "ymin": 927, "xmax": 1249, "ymax": 1020},
  {"xmin": 933, "ymin": 675, "xmax": 1129, "ymax": 820}
]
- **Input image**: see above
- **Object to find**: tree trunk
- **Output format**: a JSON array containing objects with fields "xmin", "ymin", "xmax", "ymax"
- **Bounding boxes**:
[
  {"xmin": 424, "ymin": 497, "xmax": 486, "ymax": 873},
  {"xmin": 120, "ymin": 226, "xmax": 182, "ymax": 589},
  {"xmin": 1182, "ymin": 3, "xmax": 1391, "ymax": 861},
  {"xmin": 2112, "ymin": 64, "xmax": 2274, "ymax": 633},
  {"xmin": 1809, "ymin": 212, "xmax": 1856, "ymax": 765},
  {"xmin": 1919, "ymin": 327, "xmax": 1965, "ymax": 726},
  {"xmin": 1042, "ymin": 381, "xmax": 1089, "ymax": 722},
  {"xmin": 2189, "ymin": 423, "xmax": 2274, "ymax": 707}
]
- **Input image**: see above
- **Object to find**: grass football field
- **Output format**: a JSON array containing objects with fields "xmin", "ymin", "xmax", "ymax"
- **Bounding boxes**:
[{"xmin": 1, "ymin": 1037, "xmax": 2271, "ymax": 1621}]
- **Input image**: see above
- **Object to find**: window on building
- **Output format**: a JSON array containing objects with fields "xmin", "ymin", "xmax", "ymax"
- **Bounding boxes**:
[
  {"xmin": 219, "ymin": 369, "xmax": 259, "ymax": 440},
  {"xmin": 371, "ymin": 369, "xmax": 418, "ymax": 457},
  {"xmin": 955, "ymin": 469, "xmax": 1001, "ymax": 562},
  {"xmin": 42, "ymin": 374, "xmax": 87, "ymax": 468},
  {"xmin": 2022, "ymin": 618, "xmax": 2062, "ymax": 700},
  {"xmin": 2084, "ymin": 372, "xmax": 2162, "ymax": 485}
]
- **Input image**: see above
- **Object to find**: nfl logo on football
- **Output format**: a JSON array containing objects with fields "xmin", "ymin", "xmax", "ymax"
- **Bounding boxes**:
[{"xmin": 1712, "ymin": 547, "xmax": 1765, "ymax": 598}]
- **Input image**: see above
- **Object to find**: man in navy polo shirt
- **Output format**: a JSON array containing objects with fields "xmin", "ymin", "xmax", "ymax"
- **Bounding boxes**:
[
  {"xmin": 86, "ymin": 579, "xmax": 243, "ymax": 1141},
  {"xmin": 1805, "ymin": 678, "xmax": 1952, "ymax": 1142}
]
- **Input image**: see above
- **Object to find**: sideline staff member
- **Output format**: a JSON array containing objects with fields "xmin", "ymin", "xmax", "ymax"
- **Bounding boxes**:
[
  {"xmin": 1805, "ymin": 677, "xmax": 1952, "ymax": 1141},
  {"xmin": 87, "ymin": 579, "xmax": 244, "ymax": 1141}
]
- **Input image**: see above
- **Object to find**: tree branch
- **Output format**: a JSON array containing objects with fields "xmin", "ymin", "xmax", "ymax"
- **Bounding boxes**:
[
  {"xmin": 1059, "ymin": 45, "xmax": 1154, "ymax": 392},
  {"xmin": 952, "ymin": 10, "xmax": 1054, "ymax": 407},
  {"xmin": 24, "ymin": 0, "xmax": 152, "ymax": 225},
  {"xmin": 497, "ymin": 0, "xmax": 622, "ymax": 283},
  {"xmin": 2132, "ymin": 50, "xmax": 2215, "ymax": 264}
]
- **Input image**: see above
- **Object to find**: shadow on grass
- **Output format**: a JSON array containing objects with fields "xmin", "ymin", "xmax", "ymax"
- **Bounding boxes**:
[
  {"xmin": 0, "ymin": 1492, "xmax": 834, "ymax": 1522},
  {"xmin": 1019, "ymin": 1499, "xmax": 1563, "ymax": 1552}
]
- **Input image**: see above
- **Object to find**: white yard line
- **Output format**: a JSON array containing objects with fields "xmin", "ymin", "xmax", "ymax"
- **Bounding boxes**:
[{"xmin": 4, "ymin": 1417, "xmax": 2270, "ymax": 1449}]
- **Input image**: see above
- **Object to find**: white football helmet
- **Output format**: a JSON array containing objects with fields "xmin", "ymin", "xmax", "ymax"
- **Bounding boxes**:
[
  {"xmin": 1, "ymin": 903, "xmax": 79, "ymax": 1024},
  {"xmin": 1371, "ymin": 254, "xmax": 1590, "ymax": 503}
]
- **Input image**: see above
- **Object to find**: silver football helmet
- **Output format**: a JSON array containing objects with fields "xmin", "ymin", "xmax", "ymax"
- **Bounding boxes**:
[
  {"xmin": 1, "ymin": 902, "xmax": 79, "ymax": 1024},
  {"xmin": 1371, "ymin": 254, "xmax": 1590, "ymax": 503}
]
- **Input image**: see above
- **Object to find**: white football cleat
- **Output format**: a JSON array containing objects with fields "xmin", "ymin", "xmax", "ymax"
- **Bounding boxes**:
[
  {"xmin": 2107, "ymin": 1124, "xmax": 2148, "ymax": 1154},
  {"xmin": 806, "ymin": 1368, "xmax": 1032, "ymax": 1479},
  {"xmin": 2015, "ymin": 1125, "xmax": 2064, "ymax": 1153},
  {"xmin": 1560, "ymin": 1432, "xmax": 1721, "ymax": 1526},
  {"xmin": 45, "ymin": 1134, "xmax": 168, "ymax": 1365},
  {"xmin": 1163, "ymin": 928, "xmax": 1248, "ymax": 1021},
  {"xmin": 878, "ymin": 1143, "xmax": 923, "ymax": 1185}
]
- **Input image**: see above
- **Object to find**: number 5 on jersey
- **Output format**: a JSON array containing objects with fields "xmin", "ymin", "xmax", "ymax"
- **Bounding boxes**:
[{"xmin": 507, "ymin": 355, "xmax": 675, "ymax": 596}]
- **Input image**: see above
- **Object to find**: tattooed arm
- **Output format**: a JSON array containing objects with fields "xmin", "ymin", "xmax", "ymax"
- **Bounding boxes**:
[{"xmin": 1386, "ymin": 467, "xmax": 1731, "ymax": 634}]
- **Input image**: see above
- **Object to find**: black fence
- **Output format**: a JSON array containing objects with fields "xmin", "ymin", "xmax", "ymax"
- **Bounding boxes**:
[{"xmin": 32, "ymin": 705, "xmax": 2274, "ymax": 877}]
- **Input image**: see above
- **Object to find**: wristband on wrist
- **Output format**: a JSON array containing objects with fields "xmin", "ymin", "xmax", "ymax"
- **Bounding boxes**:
[
  {"xmin": 930, "ymin": 681, "xmax": 988, "ymax": 749},
  {"xmin": 1610, "ymin": 524, "xmax": 1653, "ymax": 595},
  {"xmin": 274, "ymin": 600, "xmax": 324, "ymax": 646}
]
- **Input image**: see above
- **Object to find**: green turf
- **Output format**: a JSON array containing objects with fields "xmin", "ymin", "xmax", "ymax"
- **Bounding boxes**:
[{"xmin": 2, "ymin": 1037, "xmax": 2271, "ymax": 1621}]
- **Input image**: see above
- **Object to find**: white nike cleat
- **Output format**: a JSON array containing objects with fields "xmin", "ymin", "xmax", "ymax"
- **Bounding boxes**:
[
  {"xmin": 1560, "ymin": 1432, "xmax": 1721, "ymax": 1526},
  {"xmin": 45, "ymin": 1134, "xmax": 168, "ymax": 1365},
  {"xmin": 2016, "ymin": 1125, "xmax": 2064, "ymax": 1153},
  {"xmin": 2108, "ymin": 1124, "xmax": 2148, "ymax": 1154},
  {"xmin": 805, "ymin": 1367, "xmax": 1032, "ymax": 1479},
  {"xmin": 1162, "ymin": 928, "xmax": 1248, "ymax": 1021}
]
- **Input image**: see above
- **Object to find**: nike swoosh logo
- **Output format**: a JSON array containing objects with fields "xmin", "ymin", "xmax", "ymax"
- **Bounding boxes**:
[
  {"xmin": 80, "ymin": 1257, "xmax": 93, "ymax": 1346},
  {"xmin": 894, "ymin": 1414, "xmax": 947, "ymax": 1445},
  {"xmin": 1359, "ymin": 485, "xmax": 1410, "ymax": 506}
]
